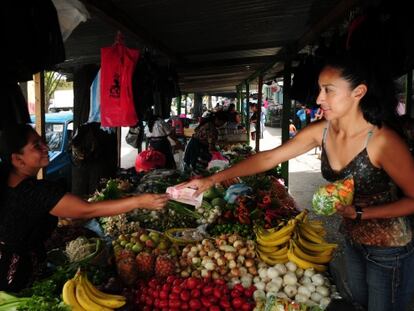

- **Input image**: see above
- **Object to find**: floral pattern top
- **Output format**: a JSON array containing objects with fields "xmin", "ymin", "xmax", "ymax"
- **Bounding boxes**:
[{"xmin": 321, "ymin": 126, "xmax": 412, "ymax": 247}]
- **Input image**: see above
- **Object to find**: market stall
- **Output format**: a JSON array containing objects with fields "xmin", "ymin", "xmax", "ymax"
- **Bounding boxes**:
[{"xmin": 0, "ymin": 145, "xmax": 343, "ymax": 311}]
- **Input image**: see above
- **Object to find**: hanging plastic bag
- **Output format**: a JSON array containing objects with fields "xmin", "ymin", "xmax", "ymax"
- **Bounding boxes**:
[
  {"xmin": 100, "ymin": 33, "xmax": 140, "ymax": 127},
  {"xmin": 312, "ymin": 177, "xmax": 354, "ymax": 216},
  {"xmin": 51, "ymin": 0, "xmax": 90, "ymax": 41}
]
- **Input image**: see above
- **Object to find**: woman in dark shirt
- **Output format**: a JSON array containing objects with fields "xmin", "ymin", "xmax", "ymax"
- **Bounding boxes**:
[
  {"xmin": 180, "ymin": 53, "xmax": 414, "ymax": 311},
  {"xmin": 0, "ymin": 124, "xmax": 168, "ymax": 291}
]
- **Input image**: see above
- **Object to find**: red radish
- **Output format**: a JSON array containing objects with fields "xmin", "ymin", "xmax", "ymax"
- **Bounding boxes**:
[
  {"xmin": 232, "ymin": 297, "xmax": 244, "ymax": 309},
  {"xmin": 159, "ymin": 300, "xmax": 168, "ymax": 308},
  {"xmin": 230, "ymin": 289, "xmax": 242, "ymax": 298},
  {"xmin": 234, "ymin": 284, "xmax": 244, "ymax": 292},
  {"xmin": 202, "ymin": 285, "xmax": 213, "ymax": 296},
  {"xmin": 181, "ymin": 302, "xmax": 189, "ymax": 310},
  {"xmin": 191, "ymin": 288, "xmax": 201, "ymax": 298},
  {"xmin": 169, "ymin": 299, "xmax": 181, "ymax": 309},
  {"xmin": 180, "ymin": 290, "xmax": 190, "ymax": 301},
  {"xmin": 189, "ymin": 298, "xmax": 202, "ymax": 309},
  {"xmin": 214, "ymin": 279, "xmax": 226, "ymax": 286},
  {"xmin": 159, "ymin": 290, "xmax": 169, "ymax": 300},
  {"xmin": 172, "ymin": 286, "xmax": 182, "ymax": 294},
  {"xmin": 209, "ymin": 306, "xmax": 220, "ymax": 311},
  {"xmin": 149, "ymin": 278, "xmax": 158, "ymax": 288},
  {"xmin": 169, "ymin": 293, "xmax": 179, "ymax": 300},
  {"xmin": 166, "ymin": 275, "xmax": 176, "ymax": 283},
  {"xmin": 241, "ymin": 302, "xmax": 253, "ymax": 311},
  {"xmin": 186, "ymin": 277, "xmax": 199, "ymax": 289},
  {"xmin": 213, "ymin": 287, "xmax": 222, "ymax": 299},
  {"xmin": 220, "ymin": 299, "xmax": 231, "ymax": 308},
  {"xmin": 145, "ymin": 297, "xmax": 153, "ymax": 306},
  {"xmin": 200, "ymin": 296, "xmax": 212, "ymax": 308}
]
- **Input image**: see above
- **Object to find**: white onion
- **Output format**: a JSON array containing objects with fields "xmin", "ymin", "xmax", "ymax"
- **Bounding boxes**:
[
  {"xmin": 283, "ymin": 272, "xmax": 298, "ymax": 286},
  {"xmin": 276, "ymin": 291, "xmax": 288, "ymax": 299},
  {"xmin": 320, "ymin": 297, "xmax": 331, "ymax": 308},
  {"xmin": 304, "ymin": 268, "xmax": 316, "ymax": 278},
  {"xmin": 255, "ymin": 281, "xmax": 266, "ymax": 291},
  {"xmin": 266, "ymin": 267, "xmax": 279, "ymax": 279},
  {"xmin": 265, "ymin": 281, "xmax": 281, "ymax": 293},
  {"xmin": 316, "ymin": 285, "xmax": 330, "ymax": 297},
  {"xmin": 253, "ymin": 289, "xmax": 266, "ymax": 301},
  {"xmin": 295, "ymin": 268, "xmax": 304, "ymax": 278},
  {"xmin": 294, "ymin": 293, "xmax": 308, "ymax": 303},
  {"xmin": 259, "ymin": 268, "xmax": 268, "ymax": 279},
  {"xmin": 275, "ymin": 263, "xmax": 287, "ymax": 275},
  {"xmin": 284, "ymin": 284, "xmax": 297, "ymax": 298},
  {"xmin": 297, "ymin": 285, "xmax": 311, "ymax": 298},
  {"xmin": 310, "ymin": 291, "xmax": 322, "ymax": 302},
  {"xmin": 311, "ymin": 273, "xmax": 325, "ymax": 286},
  {"xmin": 285, "ymin": 261, "xmax": 297, "ymax": 272}
]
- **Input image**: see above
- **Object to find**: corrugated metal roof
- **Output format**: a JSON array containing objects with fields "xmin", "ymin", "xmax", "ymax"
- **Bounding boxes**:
[{"xmin": 59, "ymin": 0, "xmax": 359, "ymax": 94}]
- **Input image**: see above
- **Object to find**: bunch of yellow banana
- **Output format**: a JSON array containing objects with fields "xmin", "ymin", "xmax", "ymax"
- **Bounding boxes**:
[
  {"xmin": 255, "ymin": 210, "xmax": 337, "ymax": 267},
  {"xmin": 62, "ymin": 272, "xmax": 126, "ymax": 311},
  {"xmin": 254, "ymin": 218, "xmax": 297, "ymax": 265},
  {"xmin": 287, "ymin": 213, "xmax": 337, "ymax": 272}
]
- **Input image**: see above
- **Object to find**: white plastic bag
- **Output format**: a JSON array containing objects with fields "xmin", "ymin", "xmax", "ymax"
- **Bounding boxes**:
[{"xmin": 52, "ymin": 0, "xmax": 90, "ymax": 41}]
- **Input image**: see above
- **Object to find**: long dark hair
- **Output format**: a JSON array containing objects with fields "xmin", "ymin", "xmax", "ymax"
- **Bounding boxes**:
[
  {"xmin": 0, "ymin": 124, "xmax": 35, "ymax": 198},
  {"xmin": 322, "ymin": 53, "xmax": 398, "ymax": 128}
]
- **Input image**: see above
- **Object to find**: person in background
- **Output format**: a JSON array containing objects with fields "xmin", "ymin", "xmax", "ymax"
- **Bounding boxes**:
[
  {"xmin": 226, "ymin": 103, "xmax": 242, "ymax": 130},
  {"xmin": 180, "ymin": 53, "xmax": 414, "ymax": 311},
  {"xmin": 296, "ymin": 104, "xmax": 307, "ymax": 129},
  {"xmin": 144, "ymin": 110, "xmax": 180, "ymax": 169},
  {"xmin": 184, "ymin": 111, "xmax": 228, "ymax": 173},
  {"xmin": 289, "ymin": 119, "xmax": 297, "ymax": 138},
  {"xmin": 0, "ymin": 124, "xmax": 168, "ymax": 291}
]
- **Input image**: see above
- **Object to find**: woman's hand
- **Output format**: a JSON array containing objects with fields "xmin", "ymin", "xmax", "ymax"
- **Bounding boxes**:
[
  {"xmin": 137, "ymin": 193, "xmax": 169, "ymax": 210},
  {"xmin": 336, "ymin": 204, "xmax": 357, "ymax": 219},
  {"xmin": 177, "ymin": 176, "xmax": 215, "ymax": 196}
]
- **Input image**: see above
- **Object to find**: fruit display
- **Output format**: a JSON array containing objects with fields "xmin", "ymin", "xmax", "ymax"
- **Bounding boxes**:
[
  {"xmin": 312, "ymin": 177, "xmax": 354, "ymax": 216},
  {"xmin": 113, "ymin": 229, "xmax": 180, "ymax": 284},
  {"xmin": 62, "ymin": 271, "xmax": 126, "ymax": 310},
  {"xmin": 255, "ymin": 211, "xmax": 337, "ymax": 272}
]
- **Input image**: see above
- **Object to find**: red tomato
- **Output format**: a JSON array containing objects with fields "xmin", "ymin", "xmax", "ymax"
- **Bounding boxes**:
[
  {"xmin": 220, "ymin": 299, "xmax": 231, "ymax": 309},
  {"xmin": 159, "ymin": 300, "xmax": 169, "ymax": 308},
  {"xmin": 209, "ymin": 306, "xmax": 221, "ymax": 311},
  {"xmin": 202, "ymin": 285, "xmax": 213, "ymax": 296},
  {"xmin": 159, "ymin": 290, "xmax": 169, "ymax": 300}
]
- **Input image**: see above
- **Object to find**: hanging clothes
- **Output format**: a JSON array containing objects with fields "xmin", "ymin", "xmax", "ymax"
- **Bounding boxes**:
[{"xmin": 100, "ymin": 36, "xmax": 140, "ymax": 127}]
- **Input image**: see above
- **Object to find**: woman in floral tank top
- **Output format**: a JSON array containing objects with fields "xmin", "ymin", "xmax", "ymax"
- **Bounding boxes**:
[{"xmin": 181, "ymin": 53, "xmax": 414, "ymax": 311}]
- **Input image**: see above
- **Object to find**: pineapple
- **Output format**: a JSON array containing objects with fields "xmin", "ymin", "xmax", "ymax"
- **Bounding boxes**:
[
  {"xmin": 154, "ymin": 255, "xmax": 176, "ymax": 278},
  {"xmin": 135, "ymin": 251, "xmax": 155, "ymax": 277}
]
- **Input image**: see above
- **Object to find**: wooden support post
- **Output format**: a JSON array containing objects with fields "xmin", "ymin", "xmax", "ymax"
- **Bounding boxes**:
[
  {"xmin": 245, "ymin": 82, "xmax": 250, "ymax": 144},
  {"xmin": 281, "ymin": 60, "xmax": 292, "ymax": 187},
  {"xmin": 176, "ymin": 95, "xmax": 182, "ymax": 115},
  {"xmin": 256, "ymin": 75, "xmax": 263, "ymax": 152},
  {"xmin": 34, "ymin": 72, "xmax": 46, "ymax": 179}
]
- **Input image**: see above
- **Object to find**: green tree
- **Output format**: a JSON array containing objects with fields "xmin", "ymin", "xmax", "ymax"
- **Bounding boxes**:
[{"xmin": 44, "ymin": 71, "xmax": 64, "ymax": 111}]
